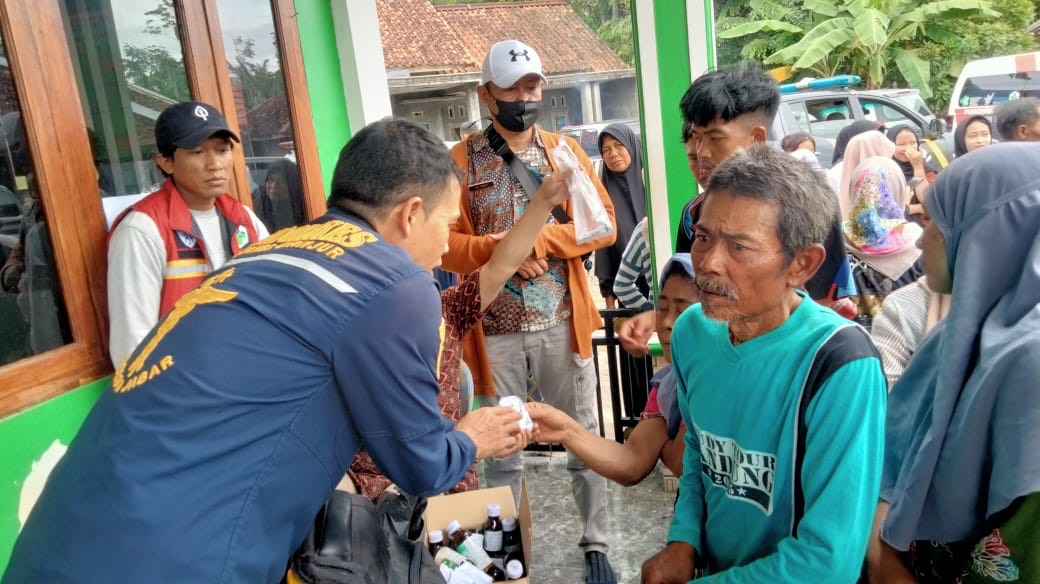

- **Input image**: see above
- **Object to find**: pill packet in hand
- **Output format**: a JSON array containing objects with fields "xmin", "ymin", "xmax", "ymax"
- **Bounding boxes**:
[{"xmin": 499, "ymin": 396, "xmax": 533, "ymax": 431}]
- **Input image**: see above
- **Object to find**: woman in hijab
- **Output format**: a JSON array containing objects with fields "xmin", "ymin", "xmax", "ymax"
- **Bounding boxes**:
[
  {"xmin": 594, "ymin": 123, "xmax": 647, "ymax": 308},
  {"xmin": 832, "ymin": 120, "xmax": 881, "ymax": 167},
  {"xmin": 869, "ymin": 142, "xmax": 1040, "ymax": 582},
  {"xmin": 887, "ymin": 125, "xmax": 927, "ymax": 183},
  {"xmin": 827, "ymin": 120, "xmax": 880, "ymax": 189},
  {"xmin": 953, "ymin": 115, "xmax": 994, "ymax": 157},
  {"xmin": 838, "ymin": 131, "xmax": 897, "ymax": 218},
  {"xmin": 887, "ymin": 125, "xmax": 934, "ymax": 224},
  {"xmin": 252, "ymin": 159, "xmax": 306, "ymax": 231},
  {"xmin": 843, "ymin": 156, "xmax": 922, "ymax": 329}
]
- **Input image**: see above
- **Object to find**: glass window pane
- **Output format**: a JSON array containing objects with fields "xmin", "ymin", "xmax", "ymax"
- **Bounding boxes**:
[
  {"xmin": 807, "ymin": 99, "xmax": 854, "ymax": 140},
  {"xmin": 860, "ymin": 98, "xmax": 917, "ymax": 132},
  {"xmin": 217, "ymin": 0, "xmax": 307, "ymax": 233},
  {"xmin": 61, "ymin": 0, "xmax": 192, "ymax": 226},
  {"xmin": 787, "ymin": 101, "xmax": 811, "ymax": 133},
  {"xmin": 0, "ymin": 35, "xmax": 73, "ymax": 364}
]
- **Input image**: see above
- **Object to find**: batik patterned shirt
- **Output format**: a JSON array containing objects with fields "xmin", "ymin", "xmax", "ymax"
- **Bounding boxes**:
[{"xmin": 465, "ymin": 131, "xmax": 571, "ymax": 335}]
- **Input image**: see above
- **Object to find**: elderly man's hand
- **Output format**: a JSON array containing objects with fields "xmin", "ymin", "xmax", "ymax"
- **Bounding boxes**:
[
  {"xmin": 456, "ymin": 406, "xmax": 525, "ymax": 460},
  {"xmin": 641, "ymin": 542, "xmax": 696, "ymax": 584},
  {"xmin": 516, "ymin": 255, "xmax": 549, "ymax": 279},
  {"xmin": 618, "ymin": 310, "xmax": 656, "ymax": 357}
]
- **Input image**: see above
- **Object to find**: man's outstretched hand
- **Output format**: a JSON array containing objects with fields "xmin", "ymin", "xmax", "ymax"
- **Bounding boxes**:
[
  {"xmin": 525, "ymin": 401, "xmax": 576, "ymax": 444},
  {"xmin": 618, "ymin": 310, "xmax": 656, "ymax": 357}
]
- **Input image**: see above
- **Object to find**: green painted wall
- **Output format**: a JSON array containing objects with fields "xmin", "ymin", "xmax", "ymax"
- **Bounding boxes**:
[
  {"xmin": 295, "ymin": 0, "xmax": 352, "ymax": 193},
  {"xmin": 0, "ymin": 378, "xmax": 106, "ymax": 573},
  {"xmin": 653, "ymin": 4, "xmax": 698, "ymax": 253}
]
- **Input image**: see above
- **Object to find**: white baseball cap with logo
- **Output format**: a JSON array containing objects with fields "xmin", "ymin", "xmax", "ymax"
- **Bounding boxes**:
[{"xmin": 481, "ymin": 40, "xmax": 547, "ymax": 88}]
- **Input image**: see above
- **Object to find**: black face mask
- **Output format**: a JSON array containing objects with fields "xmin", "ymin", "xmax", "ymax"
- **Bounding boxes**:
[{"xmin": 493, "ymin": 98, "xmax": 541, "ymax": 132}]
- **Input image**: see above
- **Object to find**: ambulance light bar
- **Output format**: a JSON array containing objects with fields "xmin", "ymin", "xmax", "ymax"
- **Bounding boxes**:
[{"xmin": 779, "ymin": 75, "xmax": 862, "ymax": 94}]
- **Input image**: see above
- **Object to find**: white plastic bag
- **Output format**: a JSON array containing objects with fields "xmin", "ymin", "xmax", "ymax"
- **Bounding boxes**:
[{"xmin": 550, "ymin": 141, "xmax": 614, "ymax": 244}]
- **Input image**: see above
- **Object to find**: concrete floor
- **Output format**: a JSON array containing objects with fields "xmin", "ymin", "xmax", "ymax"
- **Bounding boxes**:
[
  {"xmin": 472, "ymin": 269, "xmax": 675, "ymax": 583},
  {"xmin": 507, "ymin": 451, "xmax": 675, "ymax": 584},
  {"xmin": 492, "ymin": 270, "xmax": 676, "ymax": 584}
]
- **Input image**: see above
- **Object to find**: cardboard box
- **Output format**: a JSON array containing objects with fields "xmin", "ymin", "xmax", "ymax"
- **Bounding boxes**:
[{"xmin": 424, "ymin": 481, "xmax": 532, "ymax": 583}]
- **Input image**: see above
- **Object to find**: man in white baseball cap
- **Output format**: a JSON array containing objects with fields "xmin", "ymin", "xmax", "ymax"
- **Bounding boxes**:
[{"xmin": 442, "ymin": 39, "xmax": 619, "ymax": 584}]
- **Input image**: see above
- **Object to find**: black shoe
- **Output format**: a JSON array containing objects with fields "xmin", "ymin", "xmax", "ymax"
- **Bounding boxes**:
[{"xmin": 584, "ymin": 550, "xmax": 617, "ymax": 584}]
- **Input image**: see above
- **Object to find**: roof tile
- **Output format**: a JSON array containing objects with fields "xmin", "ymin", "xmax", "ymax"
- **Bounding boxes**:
[{"xmin": 377, "ymin": 0, "xmax": 628, "ymax": 76}]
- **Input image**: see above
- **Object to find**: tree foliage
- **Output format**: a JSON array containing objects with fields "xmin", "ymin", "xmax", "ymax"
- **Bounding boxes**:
[
  {"xmin": 569, "ymin": 0, "xmax": 634, "ymax": 65},
  {"xmin": 912, "ymin": 0, "xmax": 1035, "ymax": 110},
  {"xmin": 228, "ymin": 36, "xmax": 284, "ymax": 111},
  {"xmin": 719, "ymin": 0, "xmax": 1002, "ymax": 99},
  {"xmin": 121, "ymin": 3, "xmax": 283, "ymax": 110},
  {"xmin": 122, "ymin": 44, "xmax": 191, "ymax": 102},
  {"xmin": 121, "ymin": 4, "xmax": 189, "ymax": 100},
  {"xmin": 430, "ymin": 0, "xmax": 635, "ymax": 66},
  {"xmin": 717, "ymin": 0, "xmax": 1018, "ymax": 109}
]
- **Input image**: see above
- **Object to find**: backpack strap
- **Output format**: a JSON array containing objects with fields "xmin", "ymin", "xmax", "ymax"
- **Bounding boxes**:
[
  {"xmin": 791, "ymin": 323, "xmax": 880, "ymax": 536},
  {"xmin": 486, "ymin": 125, "xmax": 572, "ymax": 222}
]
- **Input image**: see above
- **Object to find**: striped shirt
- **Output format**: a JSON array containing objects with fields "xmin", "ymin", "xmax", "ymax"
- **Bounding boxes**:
[
  {"xmin": 613, "ymin": 217, "xmax": 653, "ymax": 311},
  {"xmin": 870, "ymin": 279, "xmax": 930, "ymax": 389}
]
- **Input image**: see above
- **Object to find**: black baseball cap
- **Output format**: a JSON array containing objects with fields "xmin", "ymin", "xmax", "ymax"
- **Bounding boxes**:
[{"xmin": 154, "ymin": 101, "xmax": 240, "ymax": 152}]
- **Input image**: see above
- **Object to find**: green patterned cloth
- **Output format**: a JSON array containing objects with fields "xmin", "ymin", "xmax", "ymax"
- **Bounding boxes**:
[{"xmin": 904, "ymin": 493, "xmax": 1040, "ymax": 583}]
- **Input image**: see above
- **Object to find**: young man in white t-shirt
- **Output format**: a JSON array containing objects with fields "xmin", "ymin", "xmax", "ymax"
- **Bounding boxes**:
[{"xmin": 107, "ymin": 101, "xmax": 269, "ymax": 366}]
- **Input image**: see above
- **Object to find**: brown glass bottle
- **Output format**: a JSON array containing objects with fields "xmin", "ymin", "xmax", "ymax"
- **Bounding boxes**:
[
  {"xmin": 428, "ymin": 529, "xmax": 445, "ymax": 557},
  {"xmin": 447, "ymin": 519, "xmax": 505, "ymax": 581},
  {"xmin": 502, "ymin": 516, "xmax": 523, "ymax": 556},
  {"xmin": 483, "ymin": 503, "xmax": 504, "ymax": 558}
]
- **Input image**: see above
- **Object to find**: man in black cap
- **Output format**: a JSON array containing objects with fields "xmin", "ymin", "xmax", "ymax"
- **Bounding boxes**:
[{"xmin": 107, "ymin": 100, "xmax": 268, "ymax": 366}]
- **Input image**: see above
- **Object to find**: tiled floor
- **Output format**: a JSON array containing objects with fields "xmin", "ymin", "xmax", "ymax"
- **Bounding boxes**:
[{"xmin": 482, "ymin": 451, "xmax": 675, "ymax": 584}]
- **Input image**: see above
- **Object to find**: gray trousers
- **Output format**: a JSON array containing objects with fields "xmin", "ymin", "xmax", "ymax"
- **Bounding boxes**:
[{"xmin": 483, "ymin": 322, "xmax": 609, "ymax": 553}]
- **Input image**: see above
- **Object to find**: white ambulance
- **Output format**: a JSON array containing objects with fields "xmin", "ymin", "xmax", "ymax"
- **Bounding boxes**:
[{"xmin": 948, "ymin": 51, "xmax": 1040, "ymax": 129}]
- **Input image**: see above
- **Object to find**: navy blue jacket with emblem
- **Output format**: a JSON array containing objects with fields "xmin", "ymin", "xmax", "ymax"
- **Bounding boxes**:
[{"xmin": 3, "ymin": 208, "xmax": 476, "ymax": 584}]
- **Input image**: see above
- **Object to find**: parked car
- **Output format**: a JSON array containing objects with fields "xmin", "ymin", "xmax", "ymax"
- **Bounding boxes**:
[{"xmin": 771, "ymin": 78, "xmax": 948, "ymax": 168}]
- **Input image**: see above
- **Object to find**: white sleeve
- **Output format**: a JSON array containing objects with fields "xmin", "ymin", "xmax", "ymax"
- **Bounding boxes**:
[
  {"xmin": 107, "ymin": 212, "xmax": 165, "ymax": 367},
  {"xmin": 246, "ymin": 207, "xmax": 270, "ymax": 240},
  {"xmin": 827, "ymin": 164, "xmax": 842, "ymax": 194}
]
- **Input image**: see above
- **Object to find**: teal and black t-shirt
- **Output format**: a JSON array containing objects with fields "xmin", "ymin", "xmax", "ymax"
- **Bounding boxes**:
[{"xmin": 668, "ymin": 292, "xmax": 886, "ymax": 581}]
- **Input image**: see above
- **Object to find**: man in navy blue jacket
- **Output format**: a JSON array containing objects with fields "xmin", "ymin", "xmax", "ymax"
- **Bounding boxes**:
[{"xmin": 4, "ymin": 119, "xmax": 527, "ymax": 584}]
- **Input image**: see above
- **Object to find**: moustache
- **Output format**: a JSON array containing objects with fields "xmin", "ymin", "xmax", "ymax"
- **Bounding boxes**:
[{"xmin": 695, "ymin": 275, "xmax": 738, "ymax": 300}]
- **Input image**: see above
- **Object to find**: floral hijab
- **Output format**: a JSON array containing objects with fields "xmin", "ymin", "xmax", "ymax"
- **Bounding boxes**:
[
  {"xmin": 843, "ymin": 156, "xmax": 921, "ymax": 280},
  {"xmin": 838, "ymin": 131, "xmax": 896, "ymax": 219}
]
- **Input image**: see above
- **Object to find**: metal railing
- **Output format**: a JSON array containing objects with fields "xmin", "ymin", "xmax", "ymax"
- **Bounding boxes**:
[
  {"xmin": 523, "ymin": 307, "xmax": 654, "ymax": 450},
  {"xmin": 593, "ymin": 308, "xmax": 653, "ymax": 443}
]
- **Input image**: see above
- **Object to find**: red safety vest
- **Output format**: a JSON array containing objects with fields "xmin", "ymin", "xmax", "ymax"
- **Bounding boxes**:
[{"xmin": 110, "ymin": 179, "xmax": 260, "ymax": 316}]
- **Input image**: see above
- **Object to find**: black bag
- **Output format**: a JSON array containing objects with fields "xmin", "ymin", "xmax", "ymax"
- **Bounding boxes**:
[{"xmin": 287, "ymin": 490, "xmax": 443, "ymax": 584}]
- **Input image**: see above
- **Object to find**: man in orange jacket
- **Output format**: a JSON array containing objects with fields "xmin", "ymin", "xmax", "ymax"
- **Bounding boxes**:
[
  {"xmin": 107, "ymin": 101, "xmax": 268, "ymax": 366},
  {"xmin": 440, "ymin": 39, "xmax": 618, "ymax": 584}
]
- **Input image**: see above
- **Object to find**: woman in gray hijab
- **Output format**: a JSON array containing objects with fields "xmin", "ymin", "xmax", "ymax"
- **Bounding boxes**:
[
  {"xmin": 869, "ymin": 142, "xmax": 1040, "ymax": 581},
  {"xmin": 594, "ymin": 123, "xmax": 647, "ymax": 307}
]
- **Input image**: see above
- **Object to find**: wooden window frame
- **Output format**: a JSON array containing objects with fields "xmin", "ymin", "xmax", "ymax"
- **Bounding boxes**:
[
  {"xmin": 0, "ymin": 0, "xmax": 324, "ymax": 417},
  {"xmin": 184, "ymin": 0, "xmax": 326, "ymax": 219},
  {"xmin": 0, "ymin": 0, "xmax": 111, "ymax": 416},
  {"xmin": 272, "ymin": 0, "xmax": 326, "ymax": 219}
]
